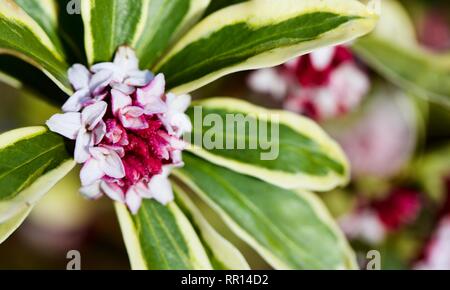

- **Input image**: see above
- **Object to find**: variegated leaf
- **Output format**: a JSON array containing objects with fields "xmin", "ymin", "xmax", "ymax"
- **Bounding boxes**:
[
  {"xmin": 174, "ymin": 185, "xmax": 250, "ymax": 270},
  {"xmin": 174, "ymin": 153, "xmax": 357, "ymax": 270},
  {"xmin": 14, "ymin": 0, "xmax": 64, "ymax": 54},
  {"xmin": 353, "ymin": 0, "xmax": 450, "ymax": 107},
  {"xmin": 0, "ymin": 55, "xmax": 69, "ymax": 106},
  {"xmin": 115, "ymin": 200, "xmax": 213, "ymax": 270},
  {"xmin": 202, "ymin": 0, "xmax": 247, "ymax": 18},
  {"xmin": 0, "ymin": 207, "xmax": 31, "ymax": 244},
  {"xmin": 0, "ymin": 127, "xmax": 75, "ymax": 243},
  {"xmin": 0, "ymin": 0, "xmax": 70, "ymax": 93},
  {"xmin": 155, "ymin": 0, "xmax": 379, "ymax": 94},
  {"xmin": 82, "ymin": 0, "xmax": 210, "ymax": 66},
  {"xmin": 186, "ymin": 98, "xmax": 349, "ymax": 191}
]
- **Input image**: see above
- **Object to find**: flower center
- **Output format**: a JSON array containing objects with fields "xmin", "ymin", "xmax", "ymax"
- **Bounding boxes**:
[{"xmin": 46, "ymin": 46, "xmax": 192, "ymax": 213}]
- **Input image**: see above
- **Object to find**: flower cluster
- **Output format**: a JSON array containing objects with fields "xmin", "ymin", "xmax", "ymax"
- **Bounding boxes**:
[
  {"xmin": 248, "ymin": 45, "xmax": 370, "ymax": 121},
  {"xmin": 415, "ymin": 178, "xmax": 450, "ymax": 270},
  {"xmin": 47, "ymin": 46, "xmax": 192, "ymax": 213},
  {"xmin": 340, "ymin": 189, "xmax": 422, "ymax": 245}
]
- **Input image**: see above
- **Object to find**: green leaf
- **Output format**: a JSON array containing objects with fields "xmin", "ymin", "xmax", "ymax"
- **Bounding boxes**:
[
  {"xmin": 0, "ymin": 55, "xmax": 69, "ymax": 106},
  {"xmin": 173, "ymin": 184, "xmax": 250, "ymax": 270},
  {"xmin": 14, "ymin": 0, "xmax": 64, "ymax": 54},
  {"xmin": 115, "ymin": 200, "xmax": 213, "ymax": 270},
  {"xmin": 82, "ymin": 0, "xmax": 146, "ymax": 64},
  {"xmin": 414, "ymin": 143, "xmax": 450, "ymax": 202},
  {"xmin": 155, "ymin": 0, "xmax": 379, "ymax": 94},
  {"xmin": 0, "ymin": 0, "xmax": 70, "ymax": 93},
  {"xmin": 353, "ymin": 0, "xmax": 450, "ymax": 107},
  {"xmin": 0, "ymin": 127, "xmax": 73, "ymax": 201},
  {"xmin": 135, "ymin": 0, "xmax": 210, "ymax": 68},
  {"xmin": 0, "ymin": 127, "xmax": 75, "ymax": 243},
  {"xmin": 83, "ymin": 0, "xmax": 210, "ymax": 67},
  {"xmin": 0, "ymin": 207, "xmax": 31, "ymax": 244},
  {"xmin": 174, "ymin": 153, "xmax": 357, "ymax": 270},
  {"xmin": 203, "ymin": 0, "xmax": 247, "ymax": 18},
  {"xmin": 185, "ymin": 98, "xmax": 349, "ymax": 191},
  {"xmin": 57, "ymin": 0, "xmax": 88, "ymax": 64}
]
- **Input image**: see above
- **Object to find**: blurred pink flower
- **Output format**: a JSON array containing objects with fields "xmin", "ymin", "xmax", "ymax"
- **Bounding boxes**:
[
  {"xmin": 328, "ymin": 89, "xmax": 418, "ymax": 179},
  {"xmin": 372, "ymin": 189, "xmax": 422, "ymax": 231},
  {"xmin": 340, "ymin": 189, "xmax": 422, "ymax": 244},
  {"xmin": 419, "ymin": 9, "xmax": 450, "ymax": 52},
  {"xmin": 248, "ymin": 45, "xmax": 370, "ymax": 121},
  {"xmin": 415, "ymin": 217, "xmax": 450, "ymax": 270},
  {"xmin": 415, "ymin": 178, "xmax": 450, "ymax": 270}
]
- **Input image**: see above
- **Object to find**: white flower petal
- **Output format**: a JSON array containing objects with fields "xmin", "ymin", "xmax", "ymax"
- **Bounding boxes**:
[
  {"xmin": 90, "ymin": 62, "xmax": 116, "ymax": 73},
  {"xmin": 89, "ymin": 146, "xmax": 108, "ymax": 160},
  {"xmin": 101, "ymin": 144, "xmax": 125, "ymax": 157},
  {"xmin": 171, "ymin": 150, "xmax": 184, "ymax": 166},
  {"xmin": 79, "ymin": 180, "xmax": 102, "ymax": 200},
  {"xmin": 82, "ymin": 101, "xmax": 107, "ymax": 130},
  {"xmin": 170, "ymin": 113, "xmax": 193, "ymax": 137},
  {"xmin": 114, "ymin": 46, "xmax": 139, "ymax": 72},
  {"xmin": 100, "ymin": 150, "xmax": 125, "ymax": 179},
  {"xmin": 148, "ymin": 170, "xmax": 174, "ymax": 205},
  {"xmin": 68, "ymin": 64, "xmax": 90, "ymax": 90},
  {"xmin": 74, "ymin": 129, "xmax": 92, "ymax": 163},
  {"xmin": 80, "ymin": 158, "xmax": 104, "ymax": 186},
  {"xmin": 125, "ymin": 188, "xmax": 142, "ymax": 214},
  {"xmin": 111, "ymin": 89, "xmax": 132, "ymax": 115},
  {"xmin": 111, "ymin": 82, "xmax": 135, "ymax": 95},
  {"xmin": 168, "ymin": 93, "xmax": 191, "ymax": 113},
  {"xmin": 134, "ymin": 182, "xmax": 152, "ymax": 198},
  {"xmin": 62, "ymin": 88, "xmax": 91, "ymax": 112},
  {"xmin": 144, "ymin": 100, "xmax": 167, "ymax": 115},
  {"xmin": 46, "ymin": 112, "xmax": 82, "ymax": 140},
  {"xmin": 92, "ymin": 121, "xmax": 106, "ymax": 145},
  {"xmin": 247, "ymin": 68, "xmax": 288, "ymax": 99},
  {"xmin": 329, "ymin": 63, "xmax": 370, "ymax": 110},
  {"xmin": 101, "ymin": 181, "xmax": 125, "ymax": 203},
  {"xmin": 125, "ymin": 70, "xmax": 153, "ymax": 87},
  {"xmin": 136, "ymin": 89, "xmax": 167, "ymax": 115},
  {"xmin": 137, "ymin": 73, "xmax": 165, "ymax": 104},
  {"xmin": 310, "ymin": 46, "xmax": 336, "ymax": 70},
  {"xmin": 89, "ymin": 69, "xmax": 114, "ymax": 95},
  {"xmin": 120, "ymin": 106, "xmax": 148, "ymax": 130}
]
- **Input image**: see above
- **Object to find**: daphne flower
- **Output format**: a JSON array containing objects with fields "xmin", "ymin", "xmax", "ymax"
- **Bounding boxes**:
[
  {"xmin": 111, "ymin": 88, "xmax": 149, "ymax": 130},
  {"xmin": 137, "ymin": 74, "xmax": 192, "ymax": 136},
  {"xmin": 415, "ymin": 218, "xmax": 450, "ymax": 270},
  {"xmin": 90, "ymin": 46, "xmax": 153, "ymax": 95},
  {"xmin": 330, "ymin": 90, "xmax": 418, "ymax": 179},
  {"xmin": 248, "ymin": 45, "xmax": 370, "ymax": 121},
  {"xmin": 80, "ymin": 146, "xmax": 125, "ymax": 186},
  {"xmin": 105, "ymin": 119, "xmax": 129, "ymax": 146},
  {"xmin": 126, "ymin": 166, "xmax": 175, "ymax": 214},
  {"xmin": 46, "ymin": 101, "xmax": 107, "ymax": 163},
  {"xmin": 163, "ymin": 93, "xmax": 193, "ymax": 137},
  {"xmin": 80, "ymin": 179, "xmax": 125, "ymax": 203},
  {"xmin": 419, "ymin": 9, "xmax": 450, "ymax": 52},
  {"xmin": 62, "ymin": 64, "xmax": 92, "ymax": 112},
  {"xmin": 415, "ymin": 179, "xmax": 450, "ymax": 270},
  {"xmin": 47, "ymin": 46, "xmax": 191, "ymax": 213},
  {"xmin": 340, "ymin": 209, "xmax": 386, "ymax": 245},
  {"xmin": 136, "ymin": 73, "xmax": 167, "ymax": 115},
  {"xmin": 340, "ymin": 189, "xmax": 422, "ymax": 245}
]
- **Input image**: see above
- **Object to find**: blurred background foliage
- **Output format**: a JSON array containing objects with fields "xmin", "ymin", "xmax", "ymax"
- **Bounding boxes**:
[{"xmin": 0, "ymin": 0, "xmax": 449, "ymax": 269}]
